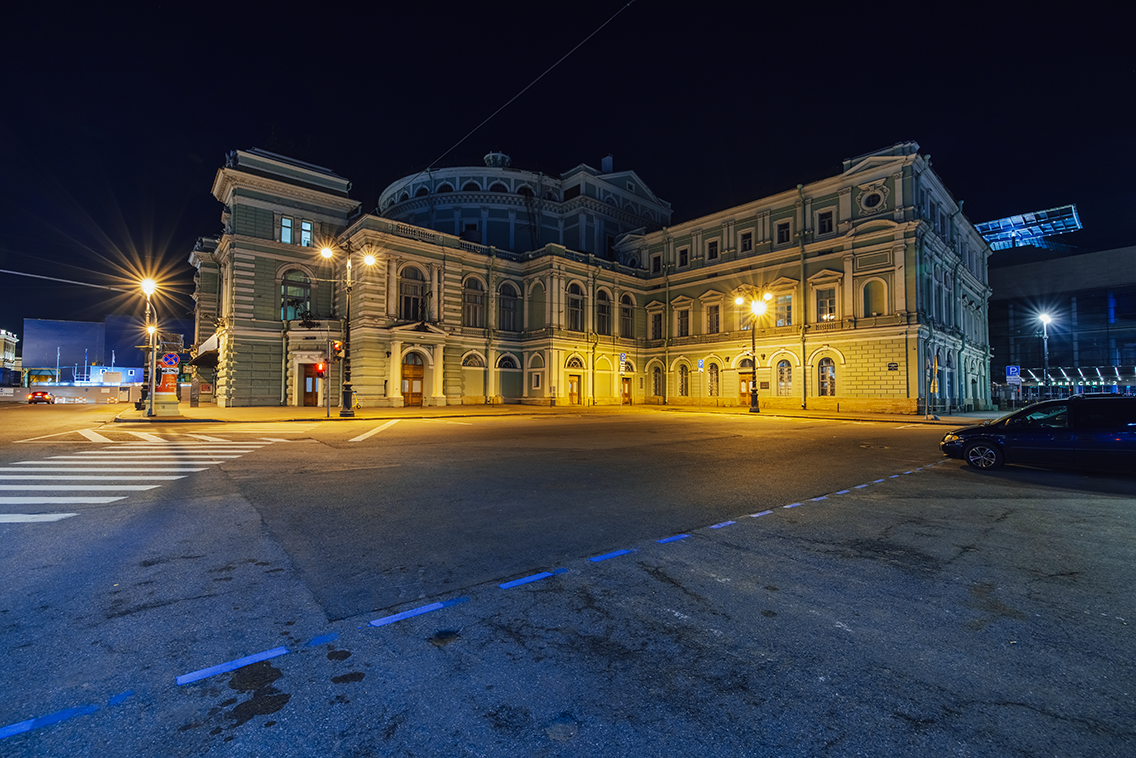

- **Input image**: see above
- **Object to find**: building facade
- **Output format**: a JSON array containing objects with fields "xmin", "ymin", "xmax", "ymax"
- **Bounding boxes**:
[{"xmin": 189, "ymin": 142, "xmax": 992, "ymax": 413}]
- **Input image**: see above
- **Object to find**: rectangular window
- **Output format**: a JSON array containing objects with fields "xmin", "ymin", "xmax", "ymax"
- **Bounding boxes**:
[
  {"xmin": 651, "ymin": 255, "xmax": 662, "ymax": 274},
  {"xmin": 818, "ymin": 211, "xmax": 834, "ymax": 235},
  {"xmin": 567, "ymin": 295, "xmax": 583, "ymax": 331},
  {"xmin": 678, "ymin": 310, "xmax": 689, "ymax": 337},
  {"xmin": 597, "ymin": 300, "xmax": 611, "ymax": 336},
  {"xmin": 776, "ymin": 222, "xmax": 791, "ymax": 245},
  {"xmin": 817, "ymin": 288, "xmax": 836, "ymax": 322},
  {"xmin": 281, "ymin": 217, "xmax": 293, "ymax": 244},
  {"xmin": 532, "ymin": 373, "xmax": 541, "ymax": 389},
  {"xmin": 776, "ymin": 294, "xmax": 792, "ymax": 327},
  {"xmin": 621, "ymin": 303, "xmax": 633, "ymax": 337},
  {"xmin": 651, "ymin": 312, "xmax": 663, "ymax": 340},
  {"xmin": 300, "ymin": 220, "xmax": 313, "ymax": 247},
  {"xmin": 739, "ymin": 232, "xmax": 752, "ymax": 253},
  {"xmin": 706, "ymin": 304, "xmax": 720, "ymax": 334},
  {"xmin": 500, "ymin": 296, "xmax": 517, "ymax": 332},
  {"xmin": 707, "ymin": 240, "xmax": 719, "ymax": 261},
  {"xmin": 678, "ymin": 247, "xmax": 689, "ymax": 267}
]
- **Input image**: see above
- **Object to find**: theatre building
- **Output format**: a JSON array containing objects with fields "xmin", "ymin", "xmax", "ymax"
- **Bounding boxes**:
[{"xmin": 188, "ymin": 141, "xmax": 991, "ymax": 413}]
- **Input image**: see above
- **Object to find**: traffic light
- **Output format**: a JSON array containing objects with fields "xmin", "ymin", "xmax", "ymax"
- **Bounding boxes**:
[
  {"xmin": 315, "ymin": 362, "xmax": 326, "ymax": 379},
  {"xmin": 332, "ymin": 341, "xmax": 345, "ymax": 362}
]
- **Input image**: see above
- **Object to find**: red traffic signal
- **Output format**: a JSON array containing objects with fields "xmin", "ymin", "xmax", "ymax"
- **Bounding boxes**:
[
  {"xmin": 332, "ymin": 341, "xmax": 345, "ymax": 361},
  {"xmin": 315, "ymin": 362, "xmax": 327, "ymax": 378}
]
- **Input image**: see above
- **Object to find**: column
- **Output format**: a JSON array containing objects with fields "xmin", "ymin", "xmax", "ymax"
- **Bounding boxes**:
[
  {"xmin": 429, "ymin": 265, "xmax": 439, "ymax": 321},
  {"xmin": 432, "ymin": 343, "xmax": 446, "ymax": 403},
  {"xmin": 387, "ymin": 258, "xmax": 398, "ymax": 317},
  {"xmin": 486, "ymin": 347, "xmax": 497, "ymax": 401},
  {"xmin": 389, "ymin": 340, "xmax": 402, "ymax": 400}
]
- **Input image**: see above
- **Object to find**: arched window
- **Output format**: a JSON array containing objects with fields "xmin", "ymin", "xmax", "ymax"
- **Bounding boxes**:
[
  {"xmin": 652, "ymin": 366, "xmax": 663, "ymax": 397},
  {"xmin": 596, "ymin": 291, "xmax": 611, "ymax": 335},
  {"xmin": 620, "ymin": 295, "xmax": 634, "ymax": 336},
  {"xmin": 463, "ymin": 278, "xmax": 485, "ymax": 328},
  {"xmin": 498, "ymin": 355, "xmax": 518, "ymax": 369},
  {"xmin": 462, "ymin": 182, "xmax": 480, "ymax": 192},
  {"xmin": 462, "ymin": 354, "xmax": 484, "ymax": 367},
  {"xmin": 818, "ymin": 357, "xmax": 836, "ymax": 396},
  {"xmin": 498, "ymin": 283, "xmax": 519, "ymax": 332},
  {"xmin": 566, "ymin": 356, "xmax": 584, "ymax": 369},
  {"xmin": 399, "ymin": 192, "xmax": 409, "ymax": 202},
  {"xmin": 739, "ymin": 358, "xmax": 753, "ymax": 370},
  {"xmin": 777, "ymin": 360, "xmax": 793, "ymax": 396},
  {"xmin": 489, "ymin": 183, "xmax": 508, "ymax": 193},
  {"xmin": 280, "ymin": 270, "xmax": 311, "ymax": 321},
  {"xmin": 679, "ymin": 365, "xmax": 690, "ymax": 396},
  {"xmin": 708, "ymin": 364, "xmax": 719, "ymax": 396},
  {"xmin": 863, "ymin": 280, "xmax": 886, "ymax": 317},
  {"xmin": 567, "ymin": 283, "xmax": 584, "ymax": 331},
  {"xmin": 400, "ymin": 267, "xmax": 426, "ymax": 321},
  {"xmin": 414, "ymin": 187, "xmax": 428, "ymax": 197},
  {"xmin": 436, "ymin": 183, "xmax": 453, "ymax": 193},
  {"xmin": 518, "ymin": 186, "xmax": 534, "ymax": 197}
]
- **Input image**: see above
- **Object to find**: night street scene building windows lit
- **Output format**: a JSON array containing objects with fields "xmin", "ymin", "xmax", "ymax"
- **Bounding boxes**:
[{"xmin": 189, "ymin": 142, "xmax": 991, "ymax": 413}]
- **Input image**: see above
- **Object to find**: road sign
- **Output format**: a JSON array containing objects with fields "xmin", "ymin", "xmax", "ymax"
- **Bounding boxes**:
[
  {"xmin": 1007, "ymin": 365, "xmax": 1021, "ymax": 385},
  {"xmin": 620, "ymin": 352, "xmax": 626, "ymax": 375},
  {"xmin": 161, "ymin": 353, "xmax": 180, "ymax": 368},
  {"xmin": 698, "ymin": 358, "xmax": 704, "ymax": 372}
]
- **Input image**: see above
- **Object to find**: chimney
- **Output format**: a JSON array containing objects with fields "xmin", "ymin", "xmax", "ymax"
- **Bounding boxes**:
[{"xmin": 601, "ymin": 154, "xmax": 613, "ymax": 174}]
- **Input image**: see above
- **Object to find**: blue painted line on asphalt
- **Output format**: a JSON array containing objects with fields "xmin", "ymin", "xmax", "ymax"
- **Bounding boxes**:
[
  {"xmin": 836, "ymin": 490, "xmax": 850, "ymax": 494},
  {"xmin": 854, "ymin": 484, "xmax": 869, "ymax": 488},
  {"xmin": 784, "ymin": 503, "xmax": 802, "ymax": 509},
  {"xmin": 307, "ymin": 633, "xmax": 338, "ymax": 647},
  {"xmin": 369, "ymin": 597, "xmax": 470, "ymax": 628},
  {"xmin": 106, "ymin": 690, "xmax": 134, "ymax": 707},
  {"xmin": 500, "ymin": 568, "xmax": 567, "ymax": 589},
  {"xmin": 1, "ymin": 703, "xmax": 99, "ymax": 739},
  {"xmin": 590, "ymin": 548, "xmax": 634, "ymax": 562},
  {"xmin": 749, "ymin": 510, "xmax": 773, "ymax": 518},
  {"xmin": 176, "ymin": 646, "xmax": 290, "ymax": 685},
  {"xmin": 710, "ymin": 520, "xmax": 736, "ymax": 529},
  {"xmin": 874, "ymin": 479, "xmax": 885, "ymax": 483},
  {"xmin": 811, "ymin": 496, "xmax": 828, "ymax": 501},
  {"xmin": 889, "ymin": 475, "xmax": 900, "ymax": 478},
  {"xmin": 657, "ymin": 534, "xmax": 691, "ymax": 543}
]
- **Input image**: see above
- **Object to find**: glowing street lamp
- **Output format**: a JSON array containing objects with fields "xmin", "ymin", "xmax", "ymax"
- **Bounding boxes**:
[
  {"xmin": 319, "ymin": 243, "xmax": 376, "ymax": 416},
  {"xmin": 141, "ymin": 279, "xmax": 158, "ymax": 417},
  {"xmin": 1039, "ymin": 312, "xmax": 1052, "ymax": 397},
  {"xmin": 735, "ymin": 291, "xmax": 772, "ymax": 413}
]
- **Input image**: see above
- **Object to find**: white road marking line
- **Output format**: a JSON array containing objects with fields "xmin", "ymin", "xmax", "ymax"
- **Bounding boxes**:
[
  {"xmin": 0, "ymin": 513, "xmax": 79, "ymax": 522},
  {"xmin": 0, "ymin": 497, "xmax": 127, "ymax": 504},
  {"xmin": 349, "ymin": 420, "xmax": 400, "ymax": 442},
  {"xmin": 126, "ymin": 432, "xmax": 167, "ymax": 442},
  {"xmin": 77, "ymin": 429, "xmax": 115, "ymax": 443},
  {"xmin": 54, "ymin": 454, "xmax": 244, "ymax": 459},
  {"xmin": 3, "ymin": 467, "xmax": 207, "ymax": 472},
  {"xmin": 0, "ymin": 475, "xmax": 186, "ymax": 480},
  {"xmin": 26, "ymin": 459, "xmax": 225, "ymax": 464},
  {"xmin": 184, "ymin": 434, "xmax": 236, "ymax": 442},
  {"xmin": 0, "ymin": 485, "xmax": 161, "ymax": 491}
]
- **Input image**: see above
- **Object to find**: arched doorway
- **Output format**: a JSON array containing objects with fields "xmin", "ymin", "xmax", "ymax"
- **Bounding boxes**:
[{"xmin": 402, "ymin": 352, "xmax": 424, "ymax": 407}]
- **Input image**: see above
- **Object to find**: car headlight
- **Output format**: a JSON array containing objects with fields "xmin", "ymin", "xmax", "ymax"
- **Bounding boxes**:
[{"xmin": 942, "ymin": 434, "xmax": 959, "ymax": 443}]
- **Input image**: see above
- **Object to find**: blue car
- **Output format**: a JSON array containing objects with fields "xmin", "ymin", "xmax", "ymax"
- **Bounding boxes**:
[{"xmin": 940, "ymin": 394, "xmax": 1136, "ymax": 470}]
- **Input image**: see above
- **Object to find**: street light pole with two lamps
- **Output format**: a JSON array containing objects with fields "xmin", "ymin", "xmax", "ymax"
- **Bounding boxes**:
[
  {"xmin": 1039, "ymin": 312, "xmax": 1052, "ymax": 398},
  {"xmin": 141, "ymin": 278, "xmax": 157, "ymax": 417},
  {"xmin": 735, "ymin": 290, "xmax": 772, "ymax": 413},
  {"xmin": 320, "ymin": 243, "xmax": 376, "ymax": 417}
]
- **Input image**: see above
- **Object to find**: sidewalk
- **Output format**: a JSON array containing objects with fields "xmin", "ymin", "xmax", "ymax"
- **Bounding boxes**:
[{"xmin": 113, "ymin": 401, "xmax": 1000, "ymax": 427}]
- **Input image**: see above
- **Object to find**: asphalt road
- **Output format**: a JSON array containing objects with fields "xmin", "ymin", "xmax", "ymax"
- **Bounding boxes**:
[{"xmin": 1, "ymin": 404, "xmax": 1133, "ymax": 756}]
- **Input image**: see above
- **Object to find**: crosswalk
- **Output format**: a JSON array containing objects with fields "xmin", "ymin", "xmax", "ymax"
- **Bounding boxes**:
[{"xmin": 0, "ymin": 440, "xmax": 272, "ymax": 518}]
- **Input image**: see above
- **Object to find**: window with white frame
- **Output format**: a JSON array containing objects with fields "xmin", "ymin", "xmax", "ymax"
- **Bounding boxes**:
[
  {"xmin": 532, "ymin": 373, "xmax": 542, "ymax": 389},
  {"xmin": 776, "ymin": 221, "xmax": 791, "ymax": 245},
  {"xmin": 300, "ymin": 220, "xmax": 313, "ymax": 247},
  {"xmin": 739, "ymin": 231, "xmax": 753, "ymax": 253},
  {"xmin": 678, "ymin": 247, "xmax": 689, "ymax": 268},
  {"xmin": 597, "ymin": 291, "xmax": 611, "ymax": 335},
  {"xmin": 817, "ymin": 210, "xmax": 834, "ymax": 235},
  {"xmin": 567, "ymin": 283, "xmax": 584, "ymax": 331},
  {"xmin": 400, "ymin": 267, "xmax": 426, "ymax": 321},
  {"xmin": 679, "ymin": 365, "xmax": 690, "ymax": 396},
  {"xmin": 651, "ymin": 254, "xmax": 662, "ymax": 274},
  {"xmin": 777, "ymin": 360, "xmax": 792, "ymax": 396},
  {"xmin": 707, "ymin": 240, "xmax": 719, "ymax": 261},
  {"xmin": 620, "ymin": 295, "xmax": 634, "ymax": 336},
  {"xmin": 708, "ymin": 364, "xmax": 719, "ymax": 396},
  {"xmin": 463, "ymin": 278, "xmax": 485, "ymax": 327},
  {"xmin": 652, "ymin": 366, "xmax": 663, "ymax": 396},
  {"xmin": 706, "ymin": 304, "xmax": 720, "ymax": 334},
  {"xmin": 650, "ymin": 311, "xmax": 663, "ymax": 340},
  {"xmin": 281, "ymin": 216, "xmax": 293, "ymax": 244},
  {"xmin": 817, "ymin": 288, "xmax": 836, "ymax": 322},
  {"xmin": 499, "ymin": 282, "xmax": 519, "ymax": 331},
  {"xmin": 280, "ymin": 269, "xmax": 310, "ymax": 320},
  {"xmin": 775, "ymin": 294, "xmax": 792, "ymax": 327},
  {"xmin": 818, "ymin": 357, "xmax": 836, "ymax": 396},
  {"xmin": 677, "ymin": 309, "xmax": 690, "ymax": 338}
]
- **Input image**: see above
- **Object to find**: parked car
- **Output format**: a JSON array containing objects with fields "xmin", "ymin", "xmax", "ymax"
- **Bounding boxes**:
[
  {"xmin": 27, "ymin": 391, "xmax": 55, "ymax": 404},
  {"xmin": 940, "ymin": 394, "xmax": 1136, "ymax": 470}
]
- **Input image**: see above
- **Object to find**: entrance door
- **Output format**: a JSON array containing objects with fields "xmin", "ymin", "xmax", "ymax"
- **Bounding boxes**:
[
  {"xmin": 621, "ymin": 377, "xmax": 632, "ymax": 405},
  {"xmin": 303, "ymin": 364, "xmax": 319, "ymax": 407},
  {"xmin": 568, "ymin": 374, "xmax": 581, "ymax": 405},
  {"xmin": 401, "ymin": 353, "xmax": 424, "ymax": 407},
  {"xmin": 739, "ymin": 373, "xmax": 753, "ymax": 404}
]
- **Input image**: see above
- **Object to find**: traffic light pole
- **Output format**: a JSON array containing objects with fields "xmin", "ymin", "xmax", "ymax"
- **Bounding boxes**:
[
  {"xmin": 339, "ymin": 257, "xmax": 355, "ymax": 417},
  {"xmin": 325, "ymin": 339, "xmax": 331, "ymax": 418}
]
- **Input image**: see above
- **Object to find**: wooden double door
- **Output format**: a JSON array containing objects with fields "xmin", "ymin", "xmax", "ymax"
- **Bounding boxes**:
[{"xmin": 401, "ymin": 353, "xmax": 424, "ymax": 407}]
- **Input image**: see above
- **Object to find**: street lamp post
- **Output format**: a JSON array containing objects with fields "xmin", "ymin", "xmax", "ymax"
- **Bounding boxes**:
[
  {"xmin": 735, "ymin": 291, "xmax": 772, "ymax": 413},
  {"xmin": 1039, "ymin": 313, "xmax": 1052, "ymax": 398},
  {"xmin": 141, "ymin": 279, "xmax": 157, "ymax": 417},
  {"xmin": 321, "ymin": 244, "xmax": 376, "ymax": 417}
]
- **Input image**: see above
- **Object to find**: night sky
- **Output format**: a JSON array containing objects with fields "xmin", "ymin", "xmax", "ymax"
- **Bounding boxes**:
[{"xmin": 2, "ymin": 2, "xmax": 1131, "ymax": 347}]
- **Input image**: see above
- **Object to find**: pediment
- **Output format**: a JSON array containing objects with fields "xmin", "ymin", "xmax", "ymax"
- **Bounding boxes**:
[
  {"xmin": 808, "ymin": 269, "xmax": 843, "ymax": 285},
  {"xmin": 670, "ymin": 294, "xmax": 695, "ymax": 307},
  {"xmin": 391, "ymin": 321, "xmax": 448, "ymax": 337}
]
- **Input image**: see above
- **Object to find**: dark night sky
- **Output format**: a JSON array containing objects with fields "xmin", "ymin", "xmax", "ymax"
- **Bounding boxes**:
[{"xmin": 2, "ymin": 2, "xmax": 1132, "ymax": 348}]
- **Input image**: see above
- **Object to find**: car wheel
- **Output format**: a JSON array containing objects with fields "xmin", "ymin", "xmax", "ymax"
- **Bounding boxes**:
[{"xmin": 964, "ymin": 441, "xmax": 1003, "ymax": 470}]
